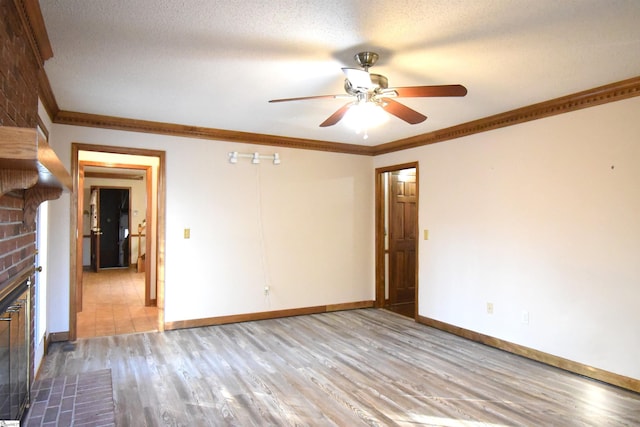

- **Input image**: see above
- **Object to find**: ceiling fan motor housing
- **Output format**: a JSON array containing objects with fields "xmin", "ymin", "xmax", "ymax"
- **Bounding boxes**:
[
  {"xmin": 344, "ymin": 52, "xmax": 388, "ymax": 95},
  {"xmin": 370, "ymin": 74, "xmax": 388, "ymax": 89},
  {"xmin": 354, "ymin": 51, "xmax": 379, "ymax": 70},
  {"xmin": 344, "ymin": 73, "xmax": 388, "ymax": 95}
]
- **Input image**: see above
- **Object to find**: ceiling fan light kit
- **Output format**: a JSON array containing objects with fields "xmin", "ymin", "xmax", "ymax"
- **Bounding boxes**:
[
  {"xmin": 343, "ymin": 103, "xmax": 389, "ymax": 140},
  {"xmin": 269, "ymin": 51, "xmax": 467, "ymax": 137}
]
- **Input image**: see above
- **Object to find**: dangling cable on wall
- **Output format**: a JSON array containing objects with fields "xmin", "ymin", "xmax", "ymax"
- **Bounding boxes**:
[
  {"xmin": 254, "ymin": 163, "xmax": 272, "ymax": 308},
  {"xmin": 228, "ymin": 150, "xmax": 280, "ymax": 306}
]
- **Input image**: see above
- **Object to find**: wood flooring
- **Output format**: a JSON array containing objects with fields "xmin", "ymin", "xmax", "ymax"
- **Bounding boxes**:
[{"xmin": 39, "ymin": 309, "xmax": 640, "ymax": 426}]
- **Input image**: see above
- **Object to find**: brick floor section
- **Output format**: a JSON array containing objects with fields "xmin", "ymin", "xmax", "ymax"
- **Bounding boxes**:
[{"xmin": 23, "ymin": 369, "xmax": 115, "ymax": 427}]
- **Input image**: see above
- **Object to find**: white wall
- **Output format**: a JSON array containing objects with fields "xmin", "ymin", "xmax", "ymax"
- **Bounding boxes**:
[
  {"xmin": 35, "ymin": 99, "xmax": 53, "ymax": 373},
  {"xmin": 34, "ymin": 202, "xmax": 49, "ymax": 372},
  {"xmin": 46, "ymin": 125, "xmax": 375, "ymax": 327},
  {"xmin": 165, "ymin": 144, "xmax": 373, "ymax": 321},
  {"xmin": 46, "ymin": 190, "xmax": 71, "ymax": 333},
  {"xmin": 374, "ymin": 96, "xmax": 640, "ymax": 380}
]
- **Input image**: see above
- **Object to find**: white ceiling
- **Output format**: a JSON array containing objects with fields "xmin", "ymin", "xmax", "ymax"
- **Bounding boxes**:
[{"xmin": 39, "ymin": 0, "xmax": 640, "ymax": 147}]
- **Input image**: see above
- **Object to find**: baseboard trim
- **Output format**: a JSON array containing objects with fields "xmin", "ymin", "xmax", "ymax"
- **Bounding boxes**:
[
  {"xmin": 43, "ymin": 332, "xmax": 48, "ymax": 355},
  {"xmin": 48, "ymin": 331, "xmax": 70, "ymax": 343},
  {"xmin": 34, "ymin": 332, "xmax": 49, "ymax": 382},
  {"xmin": 417, "ymin": 315, "xmax": 640, "ymax": 394},
  {"xmin": 164, "ymin": 300, "xmax": 374, "ymax": 331}
]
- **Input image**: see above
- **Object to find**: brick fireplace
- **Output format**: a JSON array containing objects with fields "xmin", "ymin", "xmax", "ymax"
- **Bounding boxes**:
[{"xmin": 0, "ymin": 0, "xmax": 71, "ymax": 422}]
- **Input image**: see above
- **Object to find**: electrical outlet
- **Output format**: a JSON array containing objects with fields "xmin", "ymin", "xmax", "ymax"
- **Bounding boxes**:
[
  {"xmin": 521, "ymin": 310, "xmax": 529, "ymax": 324},
  {"xmin": 486, "ymin": 302, "xmax": 494, "ymax": 314},
  {"xmin": 264, "ymin": 285, "xmax": 270, "ymax": 296}
]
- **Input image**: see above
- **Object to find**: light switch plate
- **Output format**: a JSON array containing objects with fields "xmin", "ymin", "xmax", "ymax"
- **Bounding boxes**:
[
  {"xmin": 184, "ymin": 228, "xmax": 190, "ymax": 239},
  {"xmin": 424, "ymin": 229, "xmax": 429, "ymax": 240}
]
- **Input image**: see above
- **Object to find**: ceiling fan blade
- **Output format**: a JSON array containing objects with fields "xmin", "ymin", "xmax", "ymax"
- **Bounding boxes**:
[
  {"xmin": 391, "ymin": 84, "xmax": 467, "ymax": 97},
  {"xmin": 319, "ymin": 102, "xmax": 353, "ymax": 127},
  {"xmin": 342, "ymin": 68, "xmax": 374, "ymax": 89},
  {"xmin": 381, "ymin": 99, "xmax": 427, "ymax": 124},
  {"xmin": 269, "ymin": 94, "xmax": 347, "ymax": 103}
]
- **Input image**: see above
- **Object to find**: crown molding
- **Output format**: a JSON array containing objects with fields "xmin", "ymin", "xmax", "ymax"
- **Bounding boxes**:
[
  {"xmin": 374, "ymin": 75, "xmax": 640, "ymax": 155},
  {"xmin": 44, "ymin": 75, "xmax": 640, "ymax": 157},
  {"xmin": 13, "ymin": 0, "xmax": 53, "ymax": 66},
  {"xmin": 54, "ymin": 111, "xmax": 374, "ymax": 155}
]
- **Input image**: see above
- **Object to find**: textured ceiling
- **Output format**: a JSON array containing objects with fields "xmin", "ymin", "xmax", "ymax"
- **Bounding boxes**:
[{"xmin": 39, "ymin": 0, "xmax": 640, "ymax": 146}]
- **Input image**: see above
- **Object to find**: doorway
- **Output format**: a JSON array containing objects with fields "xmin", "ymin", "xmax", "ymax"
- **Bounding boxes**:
[
  {"xmin": 79, "ymin": 167, "xmax": 153, "ymax": 339},
  {"xmin": 90, "ymin": 187, "xmax": 131, "ymax": 270},
  {"xmin": 375, "ymin": 163, "xmax": 419, "ymax": 319},
  {"xmin": 70, "ymin": 143, "xmax": 166, "ymax": 341}
]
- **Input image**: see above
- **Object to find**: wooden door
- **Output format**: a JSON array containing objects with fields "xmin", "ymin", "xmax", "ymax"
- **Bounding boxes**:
[
  {"xmin": 91, "ymin": 188, "xmax": 131, "ymax": 270},
  {"xmin": 388, "ymin": 170, "xmax": 417, "ymax": 314},
  {"xmin": 99, "ymin": 189, "xmax": 120, "ymax": 268}
]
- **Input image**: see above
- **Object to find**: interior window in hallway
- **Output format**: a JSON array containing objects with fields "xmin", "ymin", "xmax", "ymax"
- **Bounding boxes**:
[{"xmin": 77, "ymin": 268, "xmax": 158, "ymax": 338}]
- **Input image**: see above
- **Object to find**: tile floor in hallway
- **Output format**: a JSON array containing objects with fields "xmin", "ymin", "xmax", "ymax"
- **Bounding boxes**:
[{"xmin": 77, "ymin": 268, "xmax": 158, "ymax": 338}]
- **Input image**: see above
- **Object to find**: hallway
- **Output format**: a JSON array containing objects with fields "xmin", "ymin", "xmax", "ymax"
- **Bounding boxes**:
[{"xmin": 77, "ymin": 268, "xmax": 158, "ymax": 338}]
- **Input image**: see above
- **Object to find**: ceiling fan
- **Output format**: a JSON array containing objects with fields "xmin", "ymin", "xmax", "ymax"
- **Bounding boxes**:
[{"xmin": 269, "ymin": 51, "xmax": 467, "ymax": 128}]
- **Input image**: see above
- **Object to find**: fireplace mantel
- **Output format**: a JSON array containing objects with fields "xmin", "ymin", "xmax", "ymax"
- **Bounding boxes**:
[{"xmin": 0, "ymin": 126, "xmax": 72, "ymax": 227}]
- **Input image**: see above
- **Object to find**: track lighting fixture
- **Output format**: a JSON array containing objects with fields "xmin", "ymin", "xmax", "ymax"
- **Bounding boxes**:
[{"xmin": 228, "ymin": 151, "xmax": 281, "ymax": 165}]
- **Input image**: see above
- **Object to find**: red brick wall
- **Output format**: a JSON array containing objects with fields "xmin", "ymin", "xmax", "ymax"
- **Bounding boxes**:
[
  {"xmin": 0, "ymin": 0, "xmax": 39, "ymax": 128},
  {"xmin": 0, "ymin": 193, "xmax": 36, "ymax": 285}
]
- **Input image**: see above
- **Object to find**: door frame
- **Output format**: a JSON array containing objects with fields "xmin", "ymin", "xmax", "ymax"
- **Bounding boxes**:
[
  {"xmin": 375, "ymin": 162, "xmax": 419, "ymax": 318},
  {"xmin": 81, "ymin": 164, "xmax": 150, "ymax": 309},
  {"xmin": 70, "ymin": 143, "xmax": 166, "ymax": 341}
]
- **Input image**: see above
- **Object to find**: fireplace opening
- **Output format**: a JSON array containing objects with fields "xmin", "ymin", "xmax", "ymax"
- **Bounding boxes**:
[{"xmin": 0, "ymin": 277, "xmax": 31, "ymax": 421}]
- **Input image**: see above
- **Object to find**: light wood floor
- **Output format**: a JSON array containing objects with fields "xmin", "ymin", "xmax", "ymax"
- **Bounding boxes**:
[
  {"xmin": 77, "ymin": 268, "xmax": 158, "ymax": 338},
  {"xmin": 41, "ymin": 309, "xmax": 639, "ymax": 426}
]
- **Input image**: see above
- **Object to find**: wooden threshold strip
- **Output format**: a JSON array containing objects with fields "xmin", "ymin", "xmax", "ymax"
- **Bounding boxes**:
[
  {"xmin": 418, "ymin": 315, "xmax": 640, "ymax": 394},
  {"xmin": 48, "ymin": 331, "xmax": 70, "ymax": 343},
  {"xmin": 164, "ymin": 300, "xmax": 374, "ymax": 331}
]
